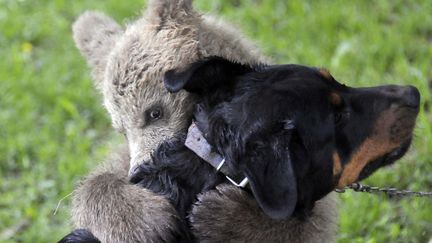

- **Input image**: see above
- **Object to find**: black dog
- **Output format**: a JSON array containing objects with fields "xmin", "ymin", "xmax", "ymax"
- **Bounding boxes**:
[{"xmin": 60, "ymin": 57, "xmax": 419, "ymax": 242}]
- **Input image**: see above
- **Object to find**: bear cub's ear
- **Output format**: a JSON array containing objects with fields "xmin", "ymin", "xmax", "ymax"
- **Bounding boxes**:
[
  {"xmin": 72, "ymin": 11, "xmax": 123, "ymax": 85},
  {"xmin": 164, "ymin": 57, "xmax": 255, "ymax": 95}
]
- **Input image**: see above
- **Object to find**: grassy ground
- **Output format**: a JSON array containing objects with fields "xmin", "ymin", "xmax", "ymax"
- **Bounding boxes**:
[{"xmin": 0, "ymin": 0, "xmax": 430, "ymax": 242}]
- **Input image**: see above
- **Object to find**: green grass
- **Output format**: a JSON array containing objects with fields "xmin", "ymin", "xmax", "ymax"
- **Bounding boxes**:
[{"xmin": 0, "ymin": 0, "xmax": 430, "ymax": 242}]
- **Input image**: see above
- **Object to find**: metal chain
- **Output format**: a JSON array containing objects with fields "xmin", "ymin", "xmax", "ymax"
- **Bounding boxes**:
[{"xmin": 335, "ymin": 183, "xmax": 432, "ymax": 198}]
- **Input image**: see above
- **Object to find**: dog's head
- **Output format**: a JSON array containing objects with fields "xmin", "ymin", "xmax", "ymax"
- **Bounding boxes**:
[{"xmin": 164, "ymin": 57, "xmax": 420, "ymax": 220}]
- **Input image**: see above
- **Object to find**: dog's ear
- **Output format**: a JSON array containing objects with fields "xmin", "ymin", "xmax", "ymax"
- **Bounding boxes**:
[
  {"xmin": 164, "ymin": 57, "xmax": 254, "ymax": 94},
  {"xmin": 241, "ymin": 123, "xmax": 298, "ymax": 220}
]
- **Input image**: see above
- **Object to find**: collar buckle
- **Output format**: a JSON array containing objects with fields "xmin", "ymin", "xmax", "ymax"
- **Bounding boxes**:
[
  {"xmin": 226, "ymin": 176, "xmax": 249, "ymax": 188},
  {"xmin": 216, "ymin": 158, "xmax": 249, "ymax": 188}
]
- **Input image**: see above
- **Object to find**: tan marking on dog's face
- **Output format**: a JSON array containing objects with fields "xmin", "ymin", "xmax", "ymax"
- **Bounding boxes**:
[
  {"xmin": 329, "ymin": 92, "xmax": 342, "ymax": 107},
  {"xmin": 319, "ymin": 68, "xmax": 333, "ymax": 80},
  {"xmin": 337, "ymin": 109, "xmax": 401, "ymax": 188},
  {"xmin": 332, "ymin": 152, "xmax": 342, "ymax": 176},
  {"xmin": 332, "ymin": 151, "xmax": 343, "ymax": 185},
  {"xmin": 337, "ymin": 139, "xmax": 399, "ymax": 188}
]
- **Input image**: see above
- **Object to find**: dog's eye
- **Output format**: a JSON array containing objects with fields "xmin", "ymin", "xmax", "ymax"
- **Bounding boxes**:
[
  {"xmin": 146, "ymin": 107, "xmax": 163, "ymax": 122},
  {"xmin": 335, "ymin": 110, "xmax": 350, "ymax": 125},
  {"xmin": 283, "ymin": 119, "xmax": 295, "ymax": 130}
]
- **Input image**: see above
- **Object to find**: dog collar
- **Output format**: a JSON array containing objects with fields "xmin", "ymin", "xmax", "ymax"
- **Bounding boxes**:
[{"xmin": 185, "ymin": 122, "xmax": 249, "ymax": 188}]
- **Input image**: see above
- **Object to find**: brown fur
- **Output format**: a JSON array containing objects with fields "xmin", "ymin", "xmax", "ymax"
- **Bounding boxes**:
[
  {"xmin": 73, "ymin": 1, "xmax": 268, "ymax": 173},
  {"xmin": 72, "ymin": 146, "xmax": 183, "ymax": 242},
  {"xmin": 191, "ymin": 185, "xmax": 338, "ymax": 243},
  {"xmin": 70, "ymin": 0, "xmax": 338, "ymax": 242}
]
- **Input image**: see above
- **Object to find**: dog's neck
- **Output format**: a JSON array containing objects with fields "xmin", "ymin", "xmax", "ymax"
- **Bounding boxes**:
[{"xmin": 185, "ymin": 122, "xmax": 249, "ymax": 188}]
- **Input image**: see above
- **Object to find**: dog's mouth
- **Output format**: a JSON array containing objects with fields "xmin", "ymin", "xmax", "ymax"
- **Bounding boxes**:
[
  {"xmin": 336, "ymin": 105, "xmax": 418, "ymax": 188},
  {"xmin": 357, "ymin": 138, "xmax": 412, "ymax": 181},
  {"xmin": 354, "ymin": 103, "xmax": 418, "ymax": 182}
]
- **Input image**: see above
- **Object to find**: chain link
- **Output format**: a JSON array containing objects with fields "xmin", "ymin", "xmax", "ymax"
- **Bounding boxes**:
[{"xmin": 335, "ymin": 183, "xmax": 432, "ymax": 198}]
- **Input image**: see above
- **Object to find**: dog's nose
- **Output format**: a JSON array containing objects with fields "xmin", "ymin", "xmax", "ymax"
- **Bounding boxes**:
[
  {"xmin": 399, "ymin": 85, "xmax": 420, "ymax": 108},
  {"xmin": 381, "ymin": 85, "xmax": 420, "ymax": 108}
]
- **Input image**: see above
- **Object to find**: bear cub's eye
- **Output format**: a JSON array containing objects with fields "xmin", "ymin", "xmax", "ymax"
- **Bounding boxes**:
[{"xmin": 146, "ymin": 107, "xmax": 163, "ymax": 122}]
